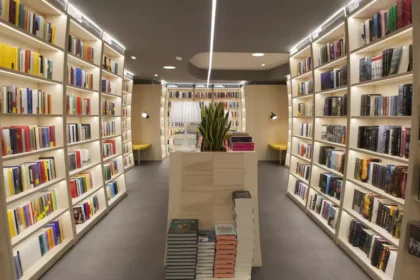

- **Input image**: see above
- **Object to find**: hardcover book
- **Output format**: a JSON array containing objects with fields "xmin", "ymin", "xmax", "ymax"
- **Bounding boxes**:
[{"xmin": 168, "ymin": 219, "xmax": 199, "ymax": 237}]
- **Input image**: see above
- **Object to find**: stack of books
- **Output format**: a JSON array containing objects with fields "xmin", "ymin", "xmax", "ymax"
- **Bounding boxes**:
[
  {"xmin": 214, "ymin": 224, "xmax": 237, "ymax": 278},
  {"xmin": 232, "ymin": 191, "xmax": 254, "ymax": 277},
  {"xmin": 165, "ymin": 219, "xmax": 199, "ymax": 280},
  {"xmin": 196, "ymin": 230, "xmax": 216, "ymax": 279},
  {"xmin": 229, "ymin": 136, "xmax": 254, "ymax": 151}
]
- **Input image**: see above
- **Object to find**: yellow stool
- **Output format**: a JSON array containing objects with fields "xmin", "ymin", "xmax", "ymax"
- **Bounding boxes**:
[
  {"xmin": 132, "ymin": 144, "xmax": 151, "ymax": 165},
  {"xmin": 268, "ymin": 144, "xmax": 287, "ymax": 165}
]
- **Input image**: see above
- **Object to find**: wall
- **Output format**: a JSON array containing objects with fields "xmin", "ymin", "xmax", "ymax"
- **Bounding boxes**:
[
  {"xmin": 244, "ymin": 85, "xmax": 288, "ymax": 161},
  {"xmin": 132, "ymin": 84, "xmax": 163, "ymax": 161}
]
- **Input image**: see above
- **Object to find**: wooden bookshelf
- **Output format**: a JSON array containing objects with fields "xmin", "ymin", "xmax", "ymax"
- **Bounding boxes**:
[
  {"xmin": 285, "ymin": 76, "xmax": 292, "ymax": 167},
  {"xmin": 0, "ymin": 2, "xmax": 131, "ymax": 279},
  {"xmin": 287, "ymin": 1, "xmax": 416, "ymax": 279},
  {"xmin": 122, "ymin": 71, "xmax": 134, "ymax": 170}
]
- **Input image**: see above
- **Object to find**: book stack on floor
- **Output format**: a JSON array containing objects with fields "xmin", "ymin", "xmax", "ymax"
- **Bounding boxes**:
[
  {"xmin": 232, "ymin": 191, "xmax": 254, "ymax": 277},
  {"xmin": 214, "ymin": 224, "xmax": 237, "ymax": 278},
  {"xmin": 196, "ymin": 230, "xmax": 216, "ymax": 279},
  {"xmin": 165, "ymin": 219, "xmax": 199, "ymax": 280},
  {"xmin": 229, "ymin": 135, "xmax": 254, "ymax": 151}
]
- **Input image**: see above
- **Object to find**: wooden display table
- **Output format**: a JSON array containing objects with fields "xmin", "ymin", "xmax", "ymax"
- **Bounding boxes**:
[
  {"xmin": 268, "ymin": 143, "xmax": 287, "ymax": 165},
  {"xmin": 132, "ymin": 143, "xmax": 151, "ymax": 165},
  {"xmin": 167, "ymin": 151, "xmax": 262, "ymax": 267}
]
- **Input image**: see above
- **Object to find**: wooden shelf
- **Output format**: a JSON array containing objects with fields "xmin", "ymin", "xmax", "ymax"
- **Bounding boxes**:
[
  {"xmin": 67, "ymin": 139, "xmax": 100, "ymax": 147},
  {"xmin": 314, "ymin": 56, "xmax": 347, "ymax": 71},
  {"xmin": 291, "ymin": 71, "xmax": 312, "ymax": 81},
  {"xmin": 3, "ymin": 146, "xmax": 63, "ymax": 161},
  {"xmin": 313, "ymin": 163, "xmax": 344, "ymax": 177},
  {"xmin": 314, "ymin": 139, "xmax": 346, "ymax": 148},
  {"xmin": 310, "ymin": 185, "xmax": 340, "ymax": 206},
  {"xmin": 103, "ymin": 153, "xmax": 122, "ymax": 162},
  {"xmin": 76, "ymin": 208, "xmax": 107, "ymax": 237},
  {"xmin": 67, "ymin": 84, "xmax": 98, "ymax": 93},
  {"xmin": 293, "ymin": 135, "xmax": 313, "ymax": 141},
  {"xmin": 315, "ymin": 86, "xmax": 348, "ymax": 95},
  {"xmin": 293, "ymin": 94, "xmax": 313, "ymax": 100},
  {"xmin": 292, "ymin": 154, "xmax": 312, "ymax": 163},
  {"xmin": 105, "ymin": 171, "xmax": 124, "ymax": 185},
  {"xmin": 67, "ymin": 53, "xmax": 100, "ymax": 69},
  {"xmin": 0, "ymin": 67, "xmax": 62, "ymax": 85},
  {"xmin": 102, "ymin": 69, "xmax": 123, "ymax": 80},
  {"xmin": 347, "ymin": 178, "xmax": 405, "ymax": 206},
  {"xmin": 6, "ymin": 178, "xmax": 66, "ymax": 205},
  {"xmin": 0, "ymin": 114, "xmax": 62, "ymax": 118},
  {"xmin": 102, "ymin": 134, "xmax": 122, "ymax": 140},
  {"xmin": 351, "ymin": 116, "xmax": 412, "ymax": 120},
  {"xmin": 72, "ymin": 185, "xmax": 104, "ymax": 206},
  {"xmin": 290, "ymin": 172, "xmax": 309, "ymax": 185},
  {"xmin": 69, "ymin": 162, "xmax": 101, "ymax": 176},
  {"xmin": 352, "ymin": 72, "xmax": 413, "ymax": 87},
  {"xmin": 101, "ymin": 92, "xmax": 122, "ymax": 98},
  {"xmin": 349, "ymin": 147, "xmax": 409, "ymax": 164}
]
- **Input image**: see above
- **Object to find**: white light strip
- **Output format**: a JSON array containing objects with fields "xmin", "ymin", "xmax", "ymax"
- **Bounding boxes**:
[
  {"xmin": 312, "ymin": 7, "xmax": 346, "ymax": 38},
  {"xmin": 206, "ymin": 0, "xmax": 218, "ymax": 88},
  {"xmin": 68, "ymin": 4, "xmax": 103, "ymax": 33},
  {"xmin": 42, "ymin": 0, "xmax": 66, "ymax": 16}
]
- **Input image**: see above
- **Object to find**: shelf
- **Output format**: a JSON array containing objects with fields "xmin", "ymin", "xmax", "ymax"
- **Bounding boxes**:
[
  {"xmin": 351, "ymin": 24, "xmax": 413, "ymax": 55},
  {"xmin": 67, "ymin": 114, "xmax": 99, "ymax": 117},
  {"xmin": 290, "ymin": 172, "xmax": 309, "ymax": 185},
  {"xmin": 315, "ymin": 86, "xmax": 348, "ymax": 95},
  {"xmin": 292, "ymin": 71, "xmax": 312, "ymax": 81},
  {"xmin": 315, "ymin": 116, "xmax": 347, "ymax": 119},
  {"xmin": 124, "ymin": 164, "xmax": 135, "ymax": 172},
  {"xmin": 69, "ymin": 19, "xmax": 102, "ymax": 42},
  {"xmin": 122, "ymin": 91, "xmax": 132, "ymax": 95},
  {"xmin": 0, "ymin": 67, "xmax": 62, "ymax": 85},
  {"xmin": 3, "ymin": 146, "xmax": 63, "ymax": 161},
  {"xmin": 293, "ymin": 135, "xmax": 313, "ymax": 141},
  {"xmin": 101, "ymin": 92, "xmax": 122, "ymax": 98},
  {"xmin": 352, "ymin": 72, "xmax": 413, "ymax": 87},
  {"xmin": 0, "ymin": 114, "xmax": 62, "ymax": 118},
  {"xmin": 122, "ymin": 104, "xmax": 131, "ymax": 107},
  {"xmin": 69, "ymin": 162, "xmax": 101, "ymax": 176},
  {"xmin": 310, "ymin": 185, "xmax": 340, "ymax": 206},
  {"xmin": 315, "ymin": 56, "xmax": 347, "ymax": 71},
  {"xmin": 67, "ymin": 53, "xmax": 100, "ymax": 69},
  {"xmin": 6, "ymin": 178, "xmax": 66, "ymax": 205},
  {"xmin": 67, "ymin": 139, "xmax": 99, "ymax": 147},
  {"xmin": 0, "ymin": 19, "xmax": 64, "ymax": 52},
  {"xmin": 76, "ymin": 208, "xmax": 107, "ymax": 237},
  {"xmin": 67, "ymin": 84, "xmax": 98, "ymax": 94},
  {"xmin": 292, "ymin": 154, "xmax": 312, "ymax": 163},
  {"xmin": 102, "ymin": 115, "xmax": 122, "ymax": 118},
  {"xmin": 349, "ymin": 148, "xmax": 409, "ymax": 164},
  {"xmin": 293, "ymin": 116, "xmax": 313, "ymax": 119},
  {"xmin": 293, "ymin": 94, "xmax": 313, "ymax": 100},
  {"xmin": 123, "ymin": 152, "xmax": 133, "ymax": 157},
  {"xmin": 108, "ymin": 190, "xmax": 127, "ymax": 209},
  {"xmin": 347, "ymin": 178, "xmax": 405, "ymax": 206},
  {"xmin": 343, "ymin": 208, "xmax": 399, "ymax": 247},
  {"xmin": 72, "ymin": 185, "xmax": 104, "ymax": 206},
  {"xmin": 102, "ymin": 134, "xmax": 122, "ymax": 140},
  {"xmin": 351, "ymin": 116, "xmax": 412, "ymax": 120},
  {"xmin": 313, "ymin": 162, "xmax": 344, "ymax": 177},
  {"xmin": 315, "ymin": 139, "xmax": 346, "ymax": 148},
  {"xmin": 103, "ymin": 153, "xmax": 122, "ymax": 162},
  {"xmin": 286, "ymin": 191, "xmax": 307, "ymax": 210},
  {"xmin": 104, "ymin": 43, "xmax": 124, "ymax": 58},
  {"xmin": 102, "ymin": 69, "xmax": 123, "ymax": 80},
  {"xmin": 307, "ymin": 208, "xmax": 336, "ymax": 239},
  {"xmin": 11, "ymin": 208, "xmax": 68, "ymax": 247},
  {"xmin": 105, "ymin": 171, "xmax": 124, "ymax": 184}
]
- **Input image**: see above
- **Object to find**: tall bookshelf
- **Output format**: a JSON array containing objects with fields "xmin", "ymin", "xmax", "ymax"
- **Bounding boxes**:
[
  {"xmin": 0, "ymin": 1, "xmax": 131, "ymax": 279},
  {"xmin": 286, "ymin": 75, "xmax": 292, "ymax": 167},
  {"xmin": 287, "ymin": 1, "xmax": 417, "ymax": 279},
  {"xmin": 122, "ymin": 70, "xmax": 134, "ymax": 170}
]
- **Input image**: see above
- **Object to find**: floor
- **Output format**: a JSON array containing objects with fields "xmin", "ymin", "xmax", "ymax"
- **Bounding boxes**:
[{"xmin": 42, "ymin": 161, "xmax": 370, "ymax": 280}]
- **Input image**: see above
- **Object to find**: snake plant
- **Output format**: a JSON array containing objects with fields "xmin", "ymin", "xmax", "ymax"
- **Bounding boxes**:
[{"xmin": 198, "ymin": 102, "xmax": 232, "ymax": 151}]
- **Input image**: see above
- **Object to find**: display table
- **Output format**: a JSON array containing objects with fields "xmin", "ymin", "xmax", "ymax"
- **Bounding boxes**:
[
  {"xmin": 167, "ymin": 151, "xmax": 262, "ymax": 267},
  {"xmin": 132, "ymin": 143, "xmax": 151, "ymax": 165},
  {"xmin": 268, "ymin": 143, "xmax": 287, "ymax": 165}
]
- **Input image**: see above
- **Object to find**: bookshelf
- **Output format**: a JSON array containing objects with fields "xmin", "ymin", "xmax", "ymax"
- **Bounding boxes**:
[
  {"xmin": 0, "ymin": 2, "xmax": 131, "ymax": 279},
  {"xmin": 122, "ymin": 70, "xmax": 134, "ymax": 170},
  {"xmin": 287, "ymin": 1, "xmax": 416, "ymax": 279},
  {"xmin": 285, "ymin": 75, "xmax": 292, "ymax": 167}
]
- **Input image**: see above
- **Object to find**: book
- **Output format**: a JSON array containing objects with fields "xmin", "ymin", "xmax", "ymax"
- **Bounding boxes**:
[
  {"xmin": 323, "ymin": 94, "xmax": 347, "ymax": 116},
  {"xmin": 297, "ymin": 57, "xmax": 312, "ymax": 75},
  {"xmin": 67, "ymin": 66, "xmax": 94, "ymax": 89},
  {"xmin": 168, "ymin": 219, "xmax": 199, "ymax": 237},
  {"xmin": 68, "ymin": 34, "xmax": 94, "ymax": 63}
]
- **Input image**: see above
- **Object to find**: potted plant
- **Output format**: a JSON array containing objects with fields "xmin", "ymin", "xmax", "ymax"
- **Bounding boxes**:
[{"xmin": 198, "ymin": 102, "xmax": 232, "ymax": 151}]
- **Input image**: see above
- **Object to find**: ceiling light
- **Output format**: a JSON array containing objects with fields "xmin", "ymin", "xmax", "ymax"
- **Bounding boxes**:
[
  {"xmin": 154, "ymin": 74, "xmax": 158, "ymax": 77},
  {"xmin": 270, "ymin": 112, "xmax": 278, "ymax": 120},
  {"xmin": 207, "ymin": 0, "xmax": 218, "ymax": 88},
  {"xmin": 252, "ymin": 53, "xmax": 264, "ymax": 57},
  {"xmin": 131, "ymin": 56, "xmax": 137, "ymax": 60},
  {"xmin": 142, "ymin": 111, "xmax": 150, "ymax": 119},
  {"xmin": 261, "ymin": 64, "xmax": 266, "ymax": 67},
  {"xmin": 176, "ymin": 57, "xmax": 183, "ymax": 61},
  {"xmin": 164, "ymin": 66, "xmax": 176, "ymax": 69}
]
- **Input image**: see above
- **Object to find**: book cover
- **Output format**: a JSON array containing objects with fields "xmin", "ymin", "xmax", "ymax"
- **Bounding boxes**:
[
  {"xmin": 215, "ymin": 224, "xmax": 237, "ymax": 239},
  {"xmin": 168, "ymin": 219, "xmax": 199, "ymax": 236}
]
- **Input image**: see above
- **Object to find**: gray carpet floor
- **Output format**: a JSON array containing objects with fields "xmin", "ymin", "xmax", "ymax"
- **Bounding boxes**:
[{"xmin": 42, "ymin": 161, "xmax": 370, "ymax": 280}]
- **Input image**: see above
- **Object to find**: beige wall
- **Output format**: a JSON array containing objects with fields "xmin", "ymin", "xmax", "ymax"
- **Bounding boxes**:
[
  {"xmin": 244, "ymin": 85, "xmax": 288, "ymax": 161},
  {"xmin": 132, "ymin": 84, "xmax": 163, "ymax": 161}
]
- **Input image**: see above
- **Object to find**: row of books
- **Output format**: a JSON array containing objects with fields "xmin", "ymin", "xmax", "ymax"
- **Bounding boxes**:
[
  {"xmin": 297, "ymin": 57, "xmax": 312, "ymax": 75},
  {"xmin": 296, "ymin": 162, "xmax": 311, "ymax": 180},
  {"xmin": 321, "ymin": 124, "xmax": 346, "ymax": 144},
  {"xmin": 0, "ymin": 43, "xmax": 53, "ymax": 79},
  {"xmin": 195, "ymin": 92, "xmax": 212, "ymax": 98},
  {"xmin": 228, "ymin": 111, "xmax": 240, "ymax": 118},
  {"xmin": 320, "ymin": 65, "xmax": 348, "ymax": 91},
  {"xmin": 360, "ymin": 1, "xmax": 412, "ymax": 46},
  {"xmin": 67, "ymin": 123, "xmax": 91, "ymax": 144},
  {"xmin": 122, "ymin": 131, "xmax": 130, "ymax": 142},
  {"xmin": 67, "ymin": 149, "xmax": 89, "ymax": 172},
  {"xmin": 103, "ymin": 56, "xmax": 118, "ymax": 75},
  {"xmin": 66, "ymin": 95, "xmax": 90, "ymax": 115},
  {"xmin": 359, "ymin": 45, "xmax": 412, "ymax": 82},
  {"xmin": 297, "ymin": 102, "xmax": 313, "ymax": 117},
  {"xmin": 3, "ymin": 157, "xmax": 56, "ymax": 197},
  {"xmin": 348, "ymin": 219, "xmax": 397, "ymax": 278},
  {"xmin": 309, "ymin": 194, "xmax": 338, "ymax": 229},
  {"xmin": 106, "ymin": 181, "xmax": 120, "ymax": 200},
  {"xmin": 102, "ymin": 79, "xmax": 117, "ymax": 94},
  {"xmin": 357, "ymin": 126, "xmax": 410, "ymax": 158},
  {"xmin": 122, "ymin": 120, "xmax": 129, "ymax": 130},
  {"xmin": 104, "ymin": 160, "xmax": 119, "ymax": 181},
  {"xmin": 1, "ymin": 125, "xmax": 56, "ymax": 156},
  {"xmin": 69, "ymin": 172, "xmax": 95, "ymax": 199},
  {"xmin": 0, "ymin": 0, "xmax": 56, "ymax": 44},
  {"xmin": 7, "ymin": 190, "xmax": 58, "ymax": 238},
  {"xmin": 122, "ymin": 107, "xmax": 129, "ymax": 118},
  {"xmin": 352, "ymin": 189, "xmax": 403, "ymax": 238},
  {"xmin": 297, "ymin": 80, "xmax": 313, "ymax": 96},
  {"xmin": 73, "ymin": 195, "xmax": 100, "ymax": 225},
  {"xmin": 359, "ymin": 84, "xmax": 412, "ymax": 117},
  {"xmin": 300, "ymin": 122, "xmax": 313, "ymax": 138},
  {"xmin": 213, "ymin": 92, "xmax": 240, "ymax": 99},
  {"xmin": 123, "ymin": 155, "xmax": 133, "ymax": 168},
  {"xmin": 323, "ymin": 94, "xmax": 347, "ymax": 116},
  {"xmin": 67, "ymin": 66, "xmax": 94, "ymax": 89},
  {"xmin": 319, "ymin": 146, "xmax": 345, "ymax": 173},
  {"xmin": 14, "ymin": 220, "xmax": 64, "ymax": 279},
  {"xmin": 122, "ymin": 83, "xmax": 130, "ymax": 92},
  {"xmin": 101, "ymin": 121, "xmax": 116, "ymax": 137},
  {"xmin": 102, "ymin": 140, "xmax": 116, "ymax": 158},
  {"xmin": 221, "ymin": 101, "xmax": 240, "ymax": 109},
  {"xmin": 101, "ymin": 100, "xmax": 116, "ymax": 116},
  {"xmin": 297, "ymin": 142, "xmax": 312, "ymax": 159},
  {"xmin": 1, "ymin": 86, "xmax": 51, "ymax": 114},
  {"xmin": 353, "ymin": 157, "xmax": 407, "ymax": 199},
  {"xmin": 122, "ymin": 94, "xmax": 131, "ymax": 105},
  {"xmin": 168, "ymin": 91, "xmax": 193, "ymax": 99},
  {"xmin": 319, "ymin": 173, "xmax": 342, "ymax": 200},
  {"xmin": 294, "ymin": 180, "xmax": 308, "ymax": 201},
  {"xmin": 318, "ymin": 38, "xmax": 346, "ymax": 65},
  {"xmin": 68, "ymin": 34, "xmax": 94, "ymax": 63},
  {"xmin": 123, "ymin": 143, "xmax": 131, "ymax": 154}
]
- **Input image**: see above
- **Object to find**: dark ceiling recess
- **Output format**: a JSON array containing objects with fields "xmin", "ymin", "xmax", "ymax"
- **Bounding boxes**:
[{"xmin": 70, "ymin": 0, "xmax": 349, "ymax": 83}]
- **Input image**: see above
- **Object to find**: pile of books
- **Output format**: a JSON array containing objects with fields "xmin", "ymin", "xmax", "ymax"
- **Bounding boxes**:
[
  {"xmin": 165, "ymin": 219, "xmax": 199, "ymax": 280},
  {"xmin": 229, "ymin": 135, "xmax": 254, "ymax": 151},
  {"xmin": 196, "ymin": 230, "xmax": 216, "ymax": 279},
  {"xmin": 214, "ymin": 224, "xmax": 237, "ymax": 278},
  {"xmin": 233, "ymin": 191, "xmax": 254, "ymax": 277}
]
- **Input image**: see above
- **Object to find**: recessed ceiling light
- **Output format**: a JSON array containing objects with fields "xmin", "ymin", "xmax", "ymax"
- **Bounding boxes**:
[
  {"xmin": 176, "ymin": 57, "xmax": 183, "ymax": 61},
  {"xmin": 131, "ymin": 56, "xmax": 137, "ymax": 60},
  {"xmin": 154, "ymin": 74, "xmax": 158, "ymax": 77},
  {"xmin": 163, "ymin": 66, "xmax": 176, "ymax": 69},
  {"xmin": 252, "ymin": 53, "xmax": 264, "ymax": 57},
  {"xmin": 261, "ymin": 64, "xmax": 266, "ymax": 67}
]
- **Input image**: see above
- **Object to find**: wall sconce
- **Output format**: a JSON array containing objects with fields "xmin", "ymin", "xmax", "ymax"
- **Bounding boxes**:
[
  {"xmin": 270, "ymin": 112, "xmax": 277, "ymax": 120},
  {"xmin": 142, "ymin": 111, "xmax": 150, "ymax": 118}
]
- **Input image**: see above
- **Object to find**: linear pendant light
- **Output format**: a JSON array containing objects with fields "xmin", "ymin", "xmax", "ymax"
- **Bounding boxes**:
[{"xmin": 206, "ymin": 0, "xmax": 218, "ymax": 87}]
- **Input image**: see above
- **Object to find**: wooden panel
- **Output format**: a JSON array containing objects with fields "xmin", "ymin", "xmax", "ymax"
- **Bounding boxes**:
[{"xmin": 213, "ymin": 153, "xmax": 244, "ymax": 169}]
